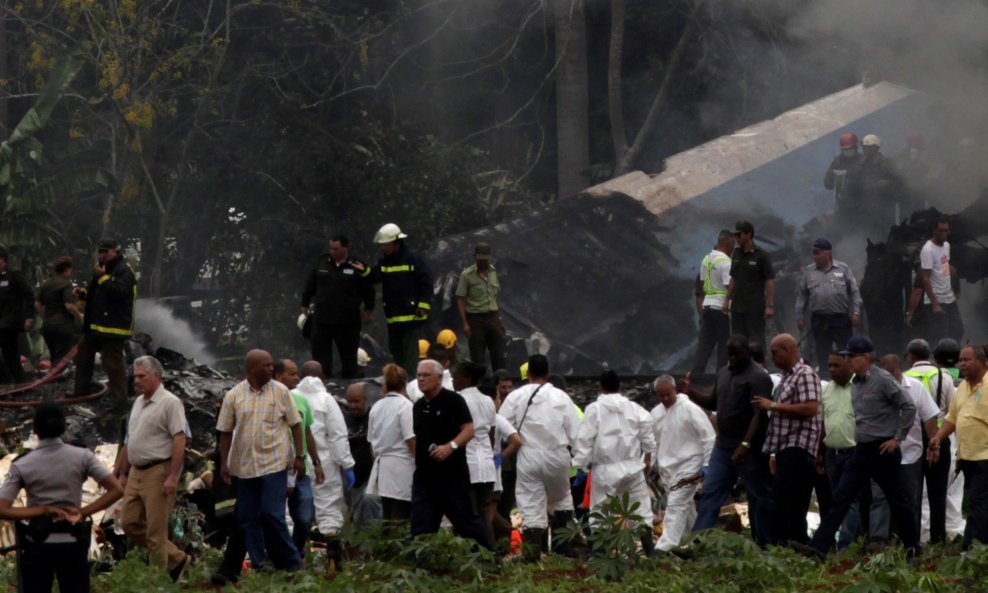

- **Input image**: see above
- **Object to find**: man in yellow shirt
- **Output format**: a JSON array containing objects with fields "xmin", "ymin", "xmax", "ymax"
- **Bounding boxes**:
[{"xmin": 928, "ymin": 344, "xmax": 988, "ymax": 549}]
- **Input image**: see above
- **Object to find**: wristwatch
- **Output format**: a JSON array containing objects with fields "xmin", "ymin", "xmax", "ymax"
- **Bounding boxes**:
[
  {"xmin": 449, "ymin": 441, "xmax": 459, "ymax": 451},
  {"xmin": 312, "ymin": 459, "xmax": 321, "ymax": 467},
  {"xmin": 295, "ymin": 455, "xmax": 305, "ymax": 460}
]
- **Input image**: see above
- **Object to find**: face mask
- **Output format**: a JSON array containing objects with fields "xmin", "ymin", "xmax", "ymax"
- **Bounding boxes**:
[{"xmin": 842, "ymin": 149, "xmax": 856, "ymax": 158}]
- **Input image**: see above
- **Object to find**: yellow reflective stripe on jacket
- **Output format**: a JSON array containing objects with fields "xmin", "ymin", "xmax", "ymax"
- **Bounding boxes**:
[
  {"xmin": 702, "ymin": 254, "xmax": 730, "ymax": 297},
  {"xmin": 381, "ymin": 265, "xmax": 415, "ymax": 273},
  {"xmin": 96, "ymin": 274, "xmax": 112, "ymax": 285},
  {"xmin": 90, "ymin": 324, "xmax": 133, "ymax": 336},
  {"xmin": 386, "ymin": 313, "xmax": 427, "ymax": 324},
  {"xmin": 417, "ymin": 302, "xmax": 431, "ymax": 310}
]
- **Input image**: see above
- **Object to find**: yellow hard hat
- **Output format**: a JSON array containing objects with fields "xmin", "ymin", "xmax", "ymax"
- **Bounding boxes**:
[
  {"xmin": 418, "ymin": 339, "xmax": 430, "ymax": 359},
  {"xmin": 436, "ymin": 329, "xmax": 457, "ymax": 349},
  {"xmin": 519, "ymin": 362, "xmax": 529, "ymax": 382}
]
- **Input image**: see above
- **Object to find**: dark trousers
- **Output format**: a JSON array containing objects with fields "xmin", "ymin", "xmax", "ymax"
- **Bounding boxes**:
[
  {"xmin": 922, "ymin": 437, "xmax": 951, "ymax": 544},
  {"xmin": 496, "ymin": 468, "xmax": 517, "ymax": 526},
  {"xmin": 693, "ymin": 307, "xmax": 730, "ymax": 374},
  {"xmin": 288, "ymin": 476, "xmax": 314, "ymax": 559},
  {"xmin": 381, "ymin": 497, "xmax": 412, "ymax": 521},
  {"xmin": 810, "ymin": 313, "xmax": 853, "ymax": 378},
  {"xmin": 411, "ymin": 477, "xmax": 494, "ymax": 550},
  {"xmin": 41, "ymin": 323, "xmax": 76, "ymax": 364},
  {"xmin": 693, "ymin": 446, "xmax": 774, "ymax": 546},
  {"xmin": 0, "ymin": 328, "xmax": 24, "ymax": 384},
  {"xmin": 310, "ymin": 322, "xmax": 361, "ymax": 379},
  {"xmin": 74, "ymin": 332, "xmax": 127, "ymax": 400},
  {"xmin": 731, "ymin": 312, "xmax": 766, "ymax": 349},
  {"xmin": 466, "ymin": 312, "xmax": 506, "ymax": 372},
  {"xmin": 237, "ymin": 470, "xmax": 300, "ymax": 570},
  {"xmin": 771, "ymin": 447, "xmax": 816, "ymax": 545},
  {"xmin": 870, "ymin": 460, "xmax": 921, "ymax": 542},
  {"xmin": 825, "ymin": 447, "xmax": 866, "ymax": 546},
  {"xmin": 960, "ymin": 459, "xmax": 988, "ymax": 549},
  {"xmin": 387, "ymin": 321, "xmax": 423, "ymax": 377},
  {"xmin": 20, "ymin": 538, "xmax": 89, "ymax": 593},
  {"xmin": 926, "ymin": 302, "xmax": 964, "ymax": 346},
  {"xmin": 810, "ymin": 440, "xmax": 919, "ymax": 555}
]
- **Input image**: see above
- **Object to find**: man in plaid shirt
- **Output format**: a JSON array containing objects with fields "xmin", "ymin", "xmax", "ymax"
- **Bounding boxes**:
[
  {"xmin": 218, "ymin": 349, "xmax": 305, "ymax": 572},
  {"xmin": 754, "ymin": 333, "xmax": 821, "ymax": 546}
]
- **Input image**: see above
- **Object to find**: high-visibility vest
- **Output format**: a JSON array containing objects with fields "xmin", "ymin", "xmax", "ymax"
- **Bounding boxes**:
[
  {"xmin": 905, "ymin": 366, "xmax": 947, "ymax": 427},
  {"xmin": 701, "ymin": 253, "xmax": 731, "ymax": 297}
]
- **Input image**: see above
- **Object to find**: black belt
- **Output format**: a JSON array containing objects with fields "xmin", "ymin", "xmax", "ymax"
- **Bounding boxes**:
[
  {"xmin": 465, "ymin": 311, "xmax": 499, "ymax": 317},
  {"xmin": 828, "ymin": 446, "xmax": 854, "ymax": 454},
  {"xmin": 133, "ymin": 458, "xmax": 170, "ymax": 471}
]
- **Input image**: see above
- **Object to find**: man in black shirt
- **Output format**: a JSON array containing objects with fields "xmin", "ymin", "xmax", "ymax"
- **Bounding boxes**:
[
  {"xmin": 343, "ymin": 382, "xmax": 381, "ymax": 526},
  {"xmin": 727, "ymin": 221, "xmax": 775, "ymax": 349},
  {"xmin": 301, "ymin": 235, "xmax": 375, "ymax": 379},
  {"xmin": 410, "ymin": 359, "xmax": 493, "ymax": 550},
  {"xmin": 0, "ymin": 246, "xmax": 34, "ymax": 384},
  {"xmin": 683, "ymin": 335, "xmax": 775, "ymax": 546}
]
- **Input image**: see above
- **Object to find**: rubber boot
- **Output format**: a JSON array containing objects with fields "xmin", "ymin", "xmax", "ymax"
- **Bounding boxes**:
[
  {"xmin": 551, "ymin": 511, "xmax": 575, "ymax": 556},
  {"xmin": 640, "ymin": 526, "xmax": 655, "ymax": 557},
  {"xmin": 326, "ymin": 537, "xmax": 343, "ymax": 577},
  {"xmin": 522, "ymin": 528, "xmax": 545, "ymax": 563}
]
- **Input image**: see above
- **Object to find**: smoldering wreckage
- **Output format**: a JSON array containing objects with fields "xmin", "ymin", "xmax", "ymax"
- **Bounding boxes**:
[{"xmin": 1, "ymin": 81, "xmax": 987, "ymax": 562}]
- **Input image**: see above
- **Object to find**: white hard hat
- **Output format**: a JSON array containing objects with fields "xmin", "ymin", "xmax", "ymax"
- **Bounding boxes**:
[
  {"xmin": 357, "ymin": 348, "xmax": 371, "ymax": 367},
  {"xmin": 861, "ymin": 134, "xmax": 881, "ymax": 147},
  {"xmin": 297, "ymin": 313, "xmax": 309, "ymax": 331},
  {"xmin": 374, "ymin": 223, "xmax": 407, "ymax": 244}
]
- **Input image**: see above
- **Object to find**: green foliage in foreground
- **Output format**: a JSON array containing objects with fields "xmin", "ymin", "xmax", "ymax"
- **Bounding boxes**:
[{"xmin": 2, "ymin": 530, "xmax": 987, "ymax": 593}]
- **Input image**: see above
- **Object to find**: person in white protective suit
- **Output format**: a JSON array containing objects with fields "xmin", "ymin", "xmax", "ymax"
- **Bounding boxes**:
[
  {"xmin": 651, "ymin": 374, "xmax": 715, "ymax": 552},
  {"xmin": 292, "ymin": 361, "xmax": 356, "ymax": 570},
  {"xmin": 498, "ymin": 354, "xmax": 580, "ymax": 561},
  {"xmin": 366, "ymin": 363, "xmax": 416, "ymax": 521},
  {"xmin": 572, "ymin": 370, "xmax": 656, "ymax": 555}
]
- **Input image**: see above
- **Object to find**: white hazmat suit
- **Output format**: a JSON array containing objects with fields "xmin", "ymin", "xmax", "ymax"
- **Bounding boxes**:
[
  {"xmin": 293, "ymin": 377, "xmax": 355, "ymax": 535},
  {"xmin": 651, "ymin": 393, "xmax": 715, "ymax": 551},
  {"xmin": 499, "ymin": 382, "xmax": 579, "ymax": 529},
  {"xmin": 572, "ymin": 393, "xmax": 655, "ymax": 528}
]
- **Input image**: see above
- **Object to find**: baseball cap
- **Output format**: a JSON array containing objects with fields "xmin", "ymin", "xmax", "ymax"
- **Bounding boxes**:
[
  {"xmin": 734, "ymin": 220, "xmax": 755, "ymax": 235},
  {"xmin": 474, "ymin": 242, "xmax": 492, "ymax": 260},
  {"xmin": 839, "ymin": 336, "xmax": 874, "ymax": 356},
  {"xmin": 812, "ymin": 238, "xmax": 833, "ymax": 251},
  {"xmin": 98, "ymin": 238, "xmax": 120, "ymax": 250}
]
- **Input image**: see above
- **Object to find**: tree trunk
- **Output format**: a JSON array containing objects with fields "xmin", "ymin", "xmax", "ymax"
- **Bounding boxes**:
[
  {"xmin": 552, "ymin": 0, "xmax": 589, "ymax": 199},
  {"xmin": 608, "ymin": 0, "xmax": 627, "ymax": 166},
  {"xmin": 615, "ymin": 21, "xmax": 693, "ymax": 175}
]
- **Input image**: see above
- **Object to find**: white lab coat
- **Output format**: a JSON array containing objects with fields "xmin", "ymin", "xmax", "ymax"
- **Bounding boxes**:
[
  {"xmin": 293, "ymin": 377, "xmax": 355, "ymax": 533},
  {"xmin": 460, "ymin": 387, "xmax": 497, "ymax": 485},
  {"xmin": 499, "ymin": 382, "xmax": 580, "ymax": 529},
  {"xmin": 366, "ymin": 393, "xmax": 416, "ymax": 501},
  {"xmin": 651, "ymin": 393, "xmax": 716, "ymax": 551},
  {"xmin": 572, "ymin": 393, "xmax": 655, "ymax": 528},
  {"xmin": 407, "ymin": 370, "xmax": 453, "ymax": 402}
]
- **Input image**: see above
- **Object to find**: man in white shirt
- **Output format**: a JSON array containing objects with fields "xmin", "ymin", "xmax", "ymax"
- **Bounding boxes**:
[
  {"xmin": 650, "ymin": 374, "xmax": 715, "ymax": 552},
  {"xmin": 870, "ymin": 354, "xmax": 939, "ymax": 543},
  {"xmin": 692, "ymin": 230, "xmax": 735, "ymax": 374},
  {"xmin": 292, "ymin": 361, "xmax": 355, "ymax": 568},
  {"xmin": 452, "ymin": 361, "xmax": 498, "ymax": 545},
  {"xmin": 919, "ymin": 219, "xmax": 963, "ymax": 344},
  {"xmin": 499, "ymin": 354, "xmax": 580, "ymax": 561},
  {"xmin": 573, "ymin": 371, "xmax": 656, "ymax": 554},
  {"xmin": 903, "ymin": 339, "xmax": 958, "ymax": 543}
]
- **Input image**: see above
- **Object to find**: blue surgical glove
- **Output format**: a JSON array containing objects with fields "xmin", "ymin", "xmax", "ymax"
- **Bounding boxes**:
[
  {"xmin": 493, "ymin": 454, "xmax": 504, "ymax": 469},
  {"xmin": 699, "ymin": 466, "xmax": 708, "ymax": 477},
  {"xmin": 344, "ymin": 468, "xmax": 356, "ymax": 490},
  {"xmin": 571, "ymin": 469, "xmax": 587, "ymax": 488}
]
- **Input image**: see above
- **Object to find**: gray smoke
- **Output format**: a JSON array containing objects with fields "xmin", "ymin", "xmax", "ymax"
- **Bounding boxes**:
[{"xmin": 134, "ymin": 299, "xmax": 215, "ymax": 364}]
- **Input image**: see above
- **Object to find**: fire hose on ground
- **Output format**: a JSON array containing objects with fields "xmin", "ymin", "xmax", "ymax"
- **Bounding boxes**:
[{"xmin": 0, "ymin": 342, "xmax": 109, "ymax": 407}]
